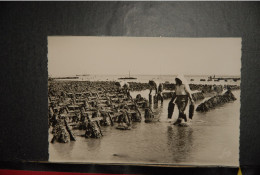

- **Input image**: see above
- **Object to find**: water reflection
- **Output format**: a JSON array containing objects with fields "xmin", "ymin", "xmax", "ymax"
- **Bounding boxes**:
[
  {"xmin": 50, "ymin": 90, "xmax": 239, "ymax": 166},
  {"xmin": 86, "ymin": 138, "xmax": 101, "ymax": 151},
  {"xmin": 148, "ymin": 103, "xmax": 164, "ymax": 122},
  {"xmin": 51, "ymin": 140, "xmax": 76, "ymax": 160},
  {"xmin": 167, "ymin": 126, "xmax": 194, "ymax": 163}
]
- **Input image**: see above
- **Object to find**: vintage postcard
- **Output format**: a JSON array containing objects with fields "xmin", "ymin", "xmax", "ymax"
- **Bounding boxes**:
[{"xmin": 48, "ymin": 37, "xmax": 240, "ymax": 166}]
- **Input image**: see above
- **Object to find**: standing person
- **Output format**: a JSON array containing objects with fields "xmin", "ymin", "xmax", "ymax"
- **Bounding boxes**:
[
  {"xmin": 148, "ymin": 80, "xmax": 164, "ymax": 104},
  {"xmin": 157, "ymin": 82, "xmax": 164, "ymax": 103},
  {"xmin": 122, "ymin": 82, "xmax": 131, "ymax": 98},
  {"xmin": 173, "ymin": 74, "xmax": 194, "ymax": 125},
  {"xmin": 116, "ymin": 81, "xmax": 131, "ymax": 98}
]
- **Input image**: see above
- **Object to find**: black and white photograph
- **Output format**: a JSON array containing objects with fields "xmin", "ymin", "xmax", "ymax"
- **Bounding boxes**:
[{"xmin": 48, "ymin": 37, "xmax": 240, "ymax": 166}]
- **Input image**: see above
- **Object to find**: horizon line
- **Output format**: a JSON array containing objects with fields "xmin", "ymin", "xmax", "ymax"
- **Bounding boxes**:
[{"xmin": 49, "ymin": 73, "xmax": 241, "ymax": 77}]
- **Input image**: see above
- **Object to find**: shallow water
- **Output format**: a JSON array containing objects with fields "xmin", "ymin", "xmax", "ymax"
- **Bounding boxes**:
[{"xmin": 49, "ymin": 90, "xmax": 240, "ymax": 166}]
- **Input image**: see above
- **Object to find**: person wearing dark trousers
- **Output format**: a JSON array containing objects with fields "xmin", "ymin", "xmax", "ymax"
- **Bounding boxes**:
[
  {"xmin": 148, "ymin": 80, "xmax": 164, "ymax": 104},
  {"xmin": 172, "ymin": 74, "xmax": 194, "ymax": 125}
]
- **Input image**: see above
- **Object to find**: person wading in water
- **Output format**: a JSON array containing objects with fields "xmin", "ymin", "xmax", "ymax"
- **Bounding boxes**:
[
  {"xmin": 115, "ymin": 81, "xmax": 131, "ymax": 98},
  {"xmin": 172, "ymin": 74, "xmax": 194, "ymax": 125},
  {"xmin": 149, "ymin": 80, "xmax": 164, "ymax": 104}
]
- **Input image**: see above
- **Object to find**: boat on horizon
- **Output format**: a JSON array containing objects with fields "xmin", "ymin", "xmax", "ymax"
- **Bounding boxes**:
[
  {"xmin": 76, "ymin": 74, "xmax": 90, "ymax": 76},
  {"xmin": 118, "ymin": 71, "xmax": 137, "ymax": 80},
  {"xmin": 52, "ymin": 76, "xmax": 79, "ymax": 80}
]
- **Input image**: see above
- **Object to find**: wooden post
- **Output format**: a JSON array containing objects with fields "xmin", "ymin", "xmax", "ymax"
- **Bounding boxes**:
[
  {"xmin": 153, "ymin": 94, "xmax": 158, "ymax": 104},
  {"xmin": 64, "ymin": 119, "xmax": 76, "ymax": 141},
  {"xmin": 149, "ymin": 94, "xmax": 152, "ymax": 104}
]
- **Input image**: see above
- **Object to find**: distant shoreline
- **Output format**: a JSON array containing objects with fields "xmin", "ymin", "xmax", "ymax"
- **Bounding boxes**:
[{"xmin": 49, "ymin": 74, "xmax": 241, "ymax": 78}]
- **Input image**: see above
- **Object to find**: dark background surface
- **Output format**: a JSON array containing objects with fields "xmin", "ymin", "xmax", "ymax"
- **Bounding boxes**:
[{"xmin": 0, "ymin": 1, "xmax": 259, "ymax": 174}]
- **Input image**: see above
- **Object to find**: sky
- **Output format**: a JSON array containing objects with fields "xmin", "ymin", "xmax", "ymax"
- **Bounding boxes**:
[{"xmin": 48, "ymin": 37, "xmax": 241, "ymax": 77}]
